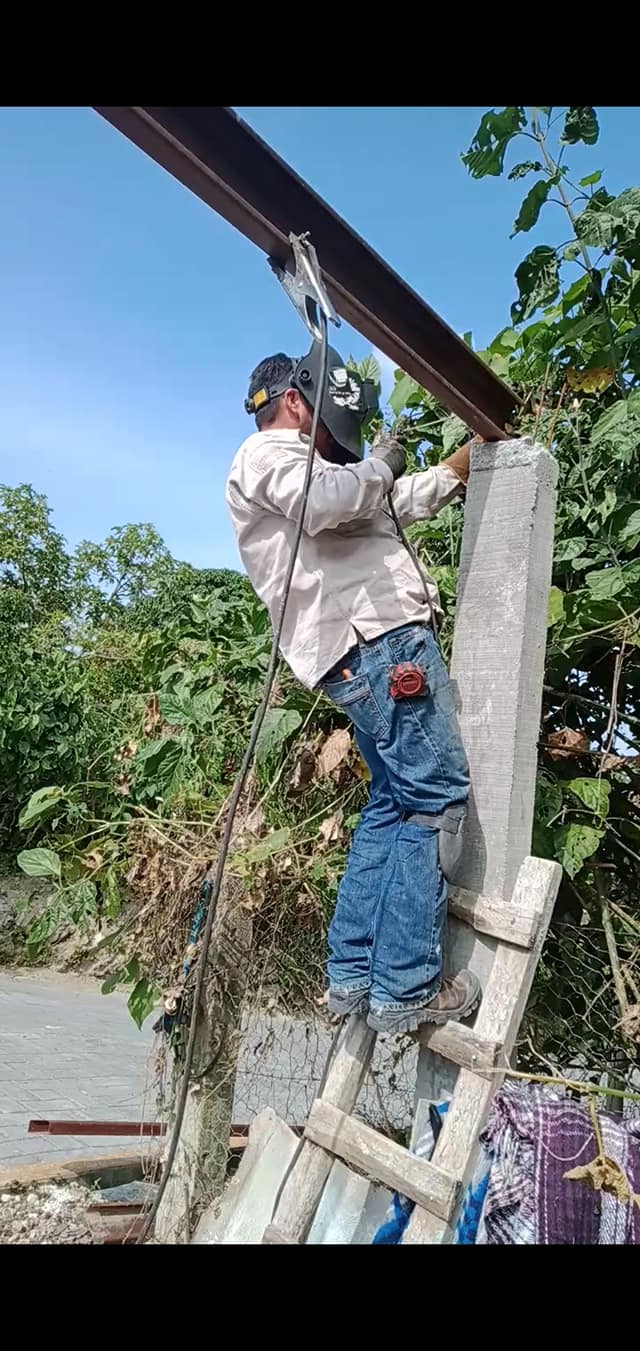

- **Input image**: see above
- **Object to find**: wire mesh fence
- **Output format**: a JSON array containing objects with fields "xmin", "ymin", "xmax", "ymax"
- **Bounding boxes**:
[
  {"xmin": 520, "ymin": 914, "xmax": 640, "ymax": 1095},
  {"xmin": 231, "ymin": 910, "xmax": 640, "ymax": 1140}
]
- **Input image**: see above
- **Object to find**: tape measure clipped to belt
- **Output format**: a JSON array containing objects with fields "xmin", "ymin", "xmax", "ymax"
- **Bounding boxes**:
[{"xmin": 389, "ymin": 662, "xmax": 428, "ymax": 701}]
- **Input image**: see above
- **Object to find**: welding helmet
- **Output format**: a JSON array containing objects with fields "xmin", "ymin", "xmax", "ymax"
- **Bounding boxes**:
[{"xmin": 245, "ymin": 342, "xmax": 379, "ymax": 462}]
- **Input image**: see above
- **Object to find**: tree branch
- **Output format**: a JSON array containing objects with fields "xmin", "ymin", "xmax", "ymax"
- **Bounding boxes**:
[{"xmin": 543, "ymin": 685, "xmax": 640, "ymax": 732}]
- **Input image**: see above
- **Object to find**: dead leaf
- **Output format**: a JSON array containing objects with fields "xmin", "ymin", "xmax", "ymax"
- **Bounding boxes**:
[
  {"xmin": 566, "ymin": 366, "xmax": 614, "ymax": 395},
  {"xmin": 143, "ymin": 695, "xmax": 161, "ymax": 737},
  {"xmin": 353, "ymin": 752, "xmax": 371, "ymax": 782},
  {"xmin": 317, "ymin": 729, "xmax": 351, "ymax": 778},
  {"xmin": 618, "ymin": 1003, "xmax": 640, "ymax": 1044},
  {"xmin": 564, "ymin": 1155, "xmax": 640, "ymax": 1207},
  {"xmin": 83, "ymin": 849, "xmax": 104, "ymax": 872},
  {"xmin": 114, "ymin": 772, "xmax": 132, "ymax": 796},
  {"xmin": 245, "ymin": 805, "xmax": 265, "ymax": 837},
  {"xmin": 290, "ymin": 746, "xmax": 316, "ymax": 792},
  {"xmin": 318, "ymin": 811, "xmax": 343, "ymax": 847},
  {"xmin": 115, "ymin": 738, "xmax": 138, "ymax": 764},
  {"xmin": 600, "ymin": 752, "xmax": 628, "ymax": 773},
  {"xmin": 547, "ymin": 727, "xmax": 590, "ymax": 761}
]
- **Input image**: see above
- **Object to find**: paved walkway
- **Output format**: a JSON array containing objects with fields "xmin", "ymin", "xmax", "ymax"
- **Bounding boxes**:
[
  {"xmin": 0, "ymin": 969, "xmax": 156, "ymax": 1169},
  {"xmin": 1, "ymin": 969, "xmax": 416, "ymax": 1170}
]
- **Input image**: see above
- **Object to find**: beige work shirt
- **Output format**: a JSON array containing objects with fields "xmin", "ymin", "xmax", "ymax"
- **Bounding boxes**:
[{"xmin": 226, "ymin": 429, "xmax": 463, "ymax": 689}]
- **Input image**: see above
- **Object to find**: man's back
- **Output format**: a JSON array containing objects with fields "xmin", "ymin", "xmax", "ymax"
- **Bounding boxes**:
[{"xmin": 226, "ymin": 427, "xmax": 460, "ymax": 687}]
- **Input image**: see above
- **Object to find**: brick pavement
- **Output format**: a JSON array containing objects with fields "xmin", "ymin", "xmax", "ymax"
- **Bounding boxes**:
[{"xmin": 0, "ymin": 969, "xmax": 158, "ymax": 1168}]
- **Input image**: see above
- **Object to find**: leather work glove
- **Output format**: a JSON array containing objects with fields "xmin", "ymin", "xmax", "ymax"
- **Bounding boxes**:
[
  {"xmin": 442, "ymin": 433, "xmax": 484, "ymax": 486},
  {"xmin": 370, "ymin": 428, "xmax": 406, "ymax": 481}
]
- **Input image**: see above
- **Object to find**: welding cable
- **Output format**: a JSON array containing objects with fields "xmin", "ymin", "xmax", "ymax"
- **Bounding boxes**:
[{"xmin": 138, "ymin": 313, "xmax": 331, "ymax": 1243}]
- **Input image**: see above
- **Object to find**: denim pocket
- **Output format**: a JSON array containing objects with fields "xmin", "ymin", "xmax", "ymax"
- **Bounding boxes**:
[
  {"xmin": 321, "ymin": 672, "xmax": 370, "ymax": 708},
  {"xmin": 321, "ymin": 669, "xmax": 388, "ymax": 739}
]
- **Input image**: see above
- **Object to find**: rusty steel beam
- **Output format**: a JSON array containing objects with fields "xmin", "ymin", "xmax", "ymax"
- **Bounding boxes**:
[
  {"xmin": 94, "ymin": 106, "xmax": 517, "ymax": 439},
  {"xmin": 29, "ymin": 1118, "xmax": 166, "ymax": 1137},
  {"xmin": 28, "ymin": 1117, "xmax": 256, "ymax": 1144}
]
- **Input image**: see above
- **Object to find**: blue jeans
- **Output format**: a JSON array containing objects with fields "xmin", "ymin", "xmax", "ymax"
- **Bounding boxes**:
[{"xmin": 320, "ymin": 623, "xmax": 470, "ymax": 1014}]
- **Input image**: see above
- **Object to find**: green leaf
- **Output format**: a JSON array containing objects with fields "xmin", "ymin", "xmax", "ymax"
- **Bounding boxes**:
[
  {"xmin": 508, "ymin": 160, "xmax": 543, "ymax": 181},
  {"xmin": 127, "ymin": 977, "xmax": 157, "ymax": 1030},
  {"xmin": 441, "ymin": 414, "xmax": 468, "ymax": 454},
  {"xmin": 255, "ymin": 709, "xmax": 302, "ymax": 767},
  {"xmin": 241, "ymin": 827, "xmax": 292, "ymax": 865},
  {"xmin": 136, "ymin": 735, "xmax": 181, "ymax": 774},
  {"xmin": 68, "ymin": 878, "xmax": 97, "ymax": 918},
  {"xmin": 512, "ymin": 178, "xmax": 552, "ymax": 236},
  {"xmin": 102, "ymin": 867, "xmax": 122, "ymax": 920},
  {"xmin": 618, "ymin": 505, "xmax": 640, "ymax": 543},
  {"xmin": 579, "ymin": 170, "xmax": 602, "ymax": 188},
  {"xmin": 561, "ymin": 107, "xmax": 599, "ymax": 147},
  {"xmin": 547, "ymin": 586, "xmax": 565, "ymax": 627},
  {"xmin": 554, "ymin": 537, "xmax": 587, "ymax": 563},
  {"xmin": 462, "ymin": 107, "xmax": 526, "ymax": 179},
  {"xmin": 192, "ymin": 685, "xmax": 223, "ymax": 727},
  {"xmin": 563, "ymin": 242, "xmax": 581, "ymax": 262},
  {"xmin": 135, "ymin": 736, "xmax": 185, "ymax": 797},
  {"xmin": 389, "ymin": 372, "xmax": 420, "ymax": 416},
  {"xmin": 19, "ymin": 785, "xmax": 65, "ymax": 831},
  {"xmin": 491, "ymin": 327, "xmax": 520, "ymax": 351},
  {"xmin": 573, "ymin": 188, "xmax": 639, "ymax": 252},
  {"xmin": 590, "ymin": 397, "xmax": 640, "ymax": 454},
  {"xmin": 511, "ymin": 246, "xmax": 560, "ymax": 323},
  {"xmin": 101, "ymin": 957, "xmax": 139, "ymax": 996},
  {"xmin": 585, "ymin": 567, "xmax": 629, "ymax": 600},
  {"xmin": 561, "ymin": 275, "xmax": 590, "ymax": 313},
  {"xmin": 356, "ymin": 354, "xmax": 382, "ymax": 387},
  {"xmin": 611, "ymin": 187, "xmax": 640, "ymax": 234},
  {"xmin": 17, "ymin": 847, "xmax": 61, "ymax": 879},
  {"xmin": 566, "ymin": 777, "xmax": 610, "ymax": 817},
  {"xmin": 101, "ymin": 972, "xmax": 121, "ymax": 995},
  {"xmin": 535, "ymin": 776, "xmax": 563, "ymax": 826},
  {"xmin": 554, "ymin": 823, "xmax": 603, "ymax": 878},
  {"xmin": 158, "ymin": 691, "xmax": 193, "ymax": 727}
]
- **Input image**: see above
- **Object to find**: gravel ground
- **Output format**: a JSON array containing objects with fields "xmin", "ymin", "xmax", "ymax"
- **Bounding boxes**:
[{"xmin": 0, "ymin": 1181, "xmax": 93, "ymax": 1244}]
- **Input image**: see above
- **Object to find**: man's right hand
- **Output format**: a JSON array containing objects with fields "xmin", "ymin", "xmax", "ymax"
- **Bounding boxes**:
[{"xmin": 370, "ymin": 428, "xmax": 406, "ymax": 482}]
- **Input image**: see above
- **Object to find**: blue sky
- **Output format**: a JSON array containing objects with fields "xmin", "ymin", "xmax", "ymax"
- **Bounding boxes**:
[{"xmin": 2, "ymin": 106, "xmax": 638, "ymax": 571}]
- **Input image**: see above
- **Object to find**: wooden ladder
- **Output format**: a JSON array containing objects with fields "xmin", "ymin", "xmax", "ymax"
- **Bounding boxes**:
[{"xmin": 262, "ymin": 854, "xmax": 561, "ymax": 1246}]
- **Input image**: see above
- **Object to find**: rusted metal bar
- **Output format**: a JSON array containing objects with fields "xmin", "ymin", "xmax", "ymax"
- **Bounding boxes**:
[
  {"xmin": 94, "ymin": 106, "xmax": 517, "ymax": 439},
  {"xmin": 87, "ymin": 1211, "xmax": 145, "ymax": 1244},
  {"xmin": 88, "ymin": 1201, "xmax": 144, "ymax": 1217},
  {"xmin": 28, "ymin": 1118, "xmax": 254, "ymax": 1145},
  {"xmin": 28, "ymin": 1119, "xmax": 165, "ymax": 1137}
]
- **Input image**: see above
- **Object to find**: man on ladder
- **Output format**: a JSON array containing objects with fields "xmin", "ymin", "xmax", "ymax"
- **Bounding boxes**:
[{"xmin": 227, "ymin": 339, "xmax": 484, "ymax": 1036}]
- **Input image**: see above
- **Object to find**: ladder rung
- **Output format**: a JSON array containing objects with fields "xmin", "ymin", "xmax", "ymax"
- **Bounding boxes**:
[
  {"xmin": 414, "ymin": 1019, "xmax": 503, "ymax": 1073},
  {"xmin": 449, "ymin": 886, "xmax": 539, "ymax": 947},
  {"xmin": 304, "ymin": 1100, "xmax": 460, "ymax": 1222}
]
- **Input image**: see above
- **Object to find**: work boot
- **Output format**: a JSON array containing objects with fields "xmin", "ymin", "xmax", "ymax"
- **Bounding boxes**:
[{"xmin": 367, "ymin": 970, "xmax": 481, "ymax": 1035}]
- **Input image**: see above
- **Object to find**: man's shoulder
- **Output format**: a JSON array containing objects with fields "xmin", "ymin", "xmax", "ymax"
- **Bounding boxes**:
[{"xmin": 227, "ymin": 429, "xmax": 305, "ymax": 485}]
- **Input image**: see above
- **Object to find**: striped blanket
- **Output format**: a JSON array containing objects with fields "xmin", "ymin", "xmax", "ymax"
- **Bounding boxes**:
[{"xmin": 371, "ymin": 1082, "xmax": 640, "ymax": 1245}]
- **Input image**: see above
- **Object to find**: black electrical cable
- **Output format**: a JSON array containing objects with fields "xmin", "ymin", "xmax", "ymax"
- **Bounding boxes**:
[
  {"xmin": 138, "ymin": 313, "xmax": 331, "ymax": 1243},
  {"xmin": 386, "ymin": 492, "xmax": 441, "ymax": 641}
]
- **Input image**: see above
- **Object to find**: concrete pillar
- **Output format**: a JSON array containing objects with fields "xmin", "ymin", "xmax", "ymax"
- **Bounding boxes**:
[
  {"xmin": 416, "ymin": 437, "xmax": 558, "ymax": 1105},
  {"xmin": 444, "ymin": 438, "xmax": 558, "ymax": 899}
]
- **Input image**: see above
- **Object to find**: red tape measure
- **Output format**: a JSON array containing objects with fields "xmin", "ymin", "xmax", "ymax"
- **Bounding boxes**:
[{"xmin": 389, "ymin": 662, "xmax": 428, "ymax": 700}]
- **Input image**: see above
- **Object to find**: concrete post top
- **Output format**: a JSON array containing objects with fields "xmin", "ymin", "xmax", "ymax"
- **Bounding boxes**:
[{"xmin": 472, "ymin": 437, "xmax": 559, "ymax": 487}]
